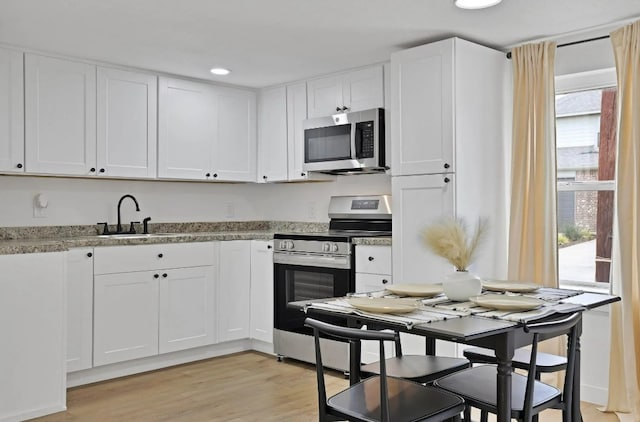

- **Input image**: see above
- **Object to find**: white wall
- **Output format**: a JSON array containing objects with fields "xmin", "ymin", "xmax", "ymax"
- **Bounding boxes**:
[{"xmin": 0, "ymin": 173, "xmax": 391, "ymax": 227}]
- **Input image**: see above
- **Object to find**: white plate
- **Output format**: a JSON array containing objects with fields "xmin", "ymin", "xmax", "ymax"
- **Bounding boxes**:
[
  {"xmin": 469, "ymin": 294, "xmax": 544, "ymax": 311},
  {"xmin": 347, "ymin": 298, "xmax": 419, "ymax": 314},
  {"xmin": 385, "ymin": 283, "xmax": 443, "ymax": 297},
  {"xmin": 482, "ymin": 280, "xmax": 539, "ymax": 293}
]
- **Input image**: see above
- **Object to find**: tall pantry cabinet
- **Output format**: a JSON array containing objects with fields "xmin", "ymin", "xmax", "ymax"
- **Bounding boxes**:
[{"xmin": 390, "ymin": 37, "xmax": 510, "ymax": 285}]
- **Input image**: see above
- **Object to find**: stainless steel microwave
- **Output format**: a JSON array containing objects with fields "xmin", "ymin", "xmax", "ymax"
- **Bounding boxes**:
[{"xmin": 302, "ymin": 108, "xmax": 385, "ymax": 174}]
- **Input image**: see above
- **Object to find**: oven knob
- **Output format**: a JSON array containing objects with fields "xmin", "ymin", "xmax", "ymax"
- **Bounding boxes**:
[
  {"xmin": 287, "ymin": 241, "xmax": 295, "ymax": 250},
  {"xmin": 332, "ymin": 243, "xmax": 339, "ymax": 252},
  {"xmin": 279, "ymin": 241, "xmax": 286, "ymax": 250}
]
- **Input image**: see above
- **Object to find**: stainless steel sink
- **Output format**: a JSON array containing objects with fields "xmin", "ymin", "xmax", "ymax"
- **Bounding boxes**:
[{"xmin": 96, "ymin": 233, "xmax": 184, "ymax": 239}]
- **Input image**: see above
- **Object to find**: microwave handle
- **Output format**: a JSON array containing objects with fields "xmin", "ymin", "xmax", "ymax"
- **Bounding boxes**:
[{"xmin": 350, "ymin": 123, "xmax": 357, "ymax": 159}]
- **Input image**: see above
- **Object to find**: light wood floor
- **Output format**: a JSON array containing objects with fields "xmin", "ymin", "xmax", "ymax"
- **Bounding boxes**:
[{"xmin": 32, "ymin": 351, "xmax": 618, "ymax": 422}]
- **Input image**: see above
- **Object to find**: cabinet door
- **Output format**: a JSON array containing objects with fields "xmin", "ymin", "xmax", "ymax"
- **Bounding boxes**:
[
  {"xmin": 390, "ymin": 39, "xmax": 454, "ymax": 176},
  {"xmin": 257, "ymin": 86, "xmax": 288, "ymax": 182},
  {"xmin": 97, "ymin": 67, "xmax": 157, "ymax": 178},
  {"xmin": 25, "ymin": 54, "xmax": 96, "ymax": 175},
  {"xmin": 66, "ymin": 248, "xmax": 94, "ymax": 372},
  {"xmin": 286, "ymin": 82, "xmax": 308, "ymax": 181},
  {"xmin": 355, "ymin": 273, "xmax": 392, "ymax": 293},
  {"xmin": 306, "ymin": 74, "xmax": 343, "ymax": 118},
  {"xmin": 250, "ymin": 240, "xmax": 273, "ymax": 343},
  {"xmin": 213, "ymin": 86, "xmax": 257, "ymax": 182},
  {"xmin": 158, "ymin": 77, "xmax": 216, "ymax": 180},
  {"xmin": 218, "ymin": 241, "xmax": 251, "ymax": 342},
  {"xmin": 93, "ymin": 271, "xmax": 159, "ymax": 366},
  {"xmin": 159, "ymin": 265, "xmax": 217, "ymax": 353},
  {"xmin": 0, "ymin": 47, "xmax": 24, "ymax": 173},
  {"xmin": 343, "ymin": 65, "xmax": 384, "ymax": 113},
  {"xmin": 392, "ymin": 174, "xmax": 454, "ymax": 284},
  {"xmin": 355, "ymin": 245, "xmax": 392, "ymax": 275},
  {"xmin": 0, "ymin": 253, "xmax": 66, "ymax": 421}
]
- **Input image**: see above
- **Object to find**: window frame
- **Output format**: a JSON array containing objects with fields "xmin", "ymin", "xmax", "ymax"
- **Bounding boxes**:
[{"xmin": 555, "ymin": 68, "xmax": 617, "ymax": 291}]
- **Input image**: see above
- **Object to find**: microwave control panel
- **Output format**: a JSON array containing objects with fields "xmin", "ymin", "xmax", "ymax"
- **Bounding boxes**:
[{"xmin": 355, "ymin": 121, "xmax": 375, "ymax": 159}]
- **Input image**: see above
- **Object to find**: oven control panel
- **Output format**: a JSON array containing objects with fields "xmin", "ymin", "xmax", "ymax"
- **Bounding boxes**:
[{"xmin": 275, "ymin": 239, "xmax": 350, "ymax": 256}]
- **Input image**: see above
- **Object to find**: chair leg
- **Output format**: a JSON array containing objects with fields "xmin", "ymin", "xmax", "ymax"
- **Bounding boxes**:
[
  {"xmin": 480, "ymin": 410, "xmax": 488, "ymax": 422},
  {"xmin": 463, "ymin": 406, "xmax": 471, "ymax": 422}
]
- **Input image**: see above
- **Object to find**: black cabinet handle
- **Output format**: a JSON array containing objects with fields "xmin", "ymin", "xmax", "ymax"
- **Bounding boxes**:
[
  {"xmin": 86, "ymin": 252, "xmax": 93, "ymax": 258},
  {"xmin": 162, "ymin": 273, "xmax": 168, "ymax": 278},
  {"xmin": 154, "ymin": 274, "xmax": 159, "ymax": 279},
  {"xmin": 16, "ymin": 163, "xmax": 23, "ymax": 169},
  {"xmin": 206, "ymin": 173, "xmax": 211, "ymax": 177},
  {"xmin": 263, "ymin": 175, "xmax": 267, "ymax": 180},
  {"xmin": 99, "ymin": 168, "xmax": 105, "ymax": 173},
  {"xmin": 341, "ymin": 106, "xmax": 348, "ymax": 111},
  {"xmin": 368, "ymin": 256, "xmax": 374, "ymax": 261},
  {"xmin": 267, "ymin": 245, "xmax": 273, "ymax": 249},
  {"xmin": 301, "ymin": 172, "xmax": 306, "ymax": 177},
  {"xmin": 382, "ymin": 279, "xmax": 389, "ymax": 284},
  {"xmin": 213, "ymin": 173, "xmax": 218, "ymax": 178},
  {"xmin": 444, "ymin": 163, "xmax": 450, "ymax": 169},
  {"xmin": 90, "ymin": 167, "xmax": 96, "ymax": 172},
  {"xmin": 444, "ymin": 177, "xmax": 450, "ymax": 183},
  {"xmin": 336, "ymin": 107, "xmax": 341, "ymax": 112},
  {"xmin": 158, "ymin": 253, "xmax": 164, "ymax": 258}
]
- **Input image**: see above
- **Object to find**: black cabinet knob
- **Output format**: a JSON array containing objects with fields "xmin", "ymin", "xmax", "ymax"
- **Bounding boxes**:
[
  {"xmin": 158, "ymin": 253, "xmax": 164, "ymax": 258},
  {"xmin": 444, "ymin": 163, "xmax": 450, "ymax": 169},
  {"xmin": 99, "ymin": 168, "xmax": 105, "ymax": 173},
  {"xmin": 382, "ymin": 279, "xmax": 389, "ymax": 284},
  {"xmin": 16, "ymin": 163, "xmax": 23, "ymax": 169},
  {"xmin": 154, "ymin": 274, "xmax": 159, "ymax": 279},
  {"xmin": 206, "ymin": 173, "xmax": 211, "ymax": 177},
  {"xmin": 368, "ymin": 256, "xmax": 374, "ymax": 261},
  {"xmin": 267, "ymin": 245, "xmax": 272, "ymax": 249},
  {"xmin": 341, "ymin": 106, "xmax": 348, "ymax": 111},
  {"xmin": 213, "ymin": 173, "xmax": 218, "ymax": 178},
  {"xmin": 444, "ymin": 177, "xmax": 450, "ymax": 183},
  {"xmin": 336, "ymin": 107, "xmax": 341, "ymax": 112},
  {"xmin": 162, "ymin": 273, "xmax": 168, "ymax": 278},
  {"xmin": 263, "ymin": 175, "xmax": 267, "ymax": 180},
  {"xmin": 90, "ymin": 167, "xmax": 96, "ymax": 172},
  {"xmin": 301, "ymin": 172, "xmax": 306, "ymax": 177},
  {"xmin": 87, "ymin": 252, "xmax": 93, "ymax": 258}
]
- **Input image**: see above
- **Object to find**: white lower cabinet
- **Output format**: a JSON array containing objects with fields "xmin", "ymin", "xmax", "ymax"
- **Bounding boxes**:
[
  {"xmin": 92, "ymin": 242, "xmax": 217, "ymax": 366},
  {"xmin": 66, "ymin": 248, "xmax": 94, "ymax": 372},
  {"xmin": 250, "ymin": 240, "xmax": 274, "ymax": 343},
  {"xmin": 93, "ymin": 271, "xmax": 160, "ymax": 366},
  {"xmin": 159, "ymin": 266, "xmax": 217, "ymax": 353},
  {"xmin": 218, "ymin": 240, "xmax": 251, "ymax": 342},
  {"xmin": 0, "ymin": 252, "xmax": 66, "ymax": 421}
]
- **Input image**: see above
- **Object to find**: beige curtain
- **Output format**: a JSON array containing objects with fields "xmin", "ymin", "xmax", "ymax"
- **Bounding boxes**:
[
  {"xmin": 604, "ymin": 20, "xmax": 640, "ymax": 420},
  {"xmin": 507, "ymin": 41, "xmax": 558, "ymax": 288}
]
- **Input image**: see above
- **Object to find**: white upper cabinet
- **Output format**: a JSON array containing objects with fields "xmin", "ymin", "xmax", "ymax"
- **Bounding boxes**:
[
  {"xmin": 0, "ymin": 47, "xmax": 24, "ymax": 173},
  {"xmin": 390, "ymin": 40, "xmax": 453, "ymax": 176},
  {"xmin": 286, "ymin": 82, "xmax": 308, "ymax": 181},
  {"xmin": 158, "ymin": 77, "xmax": 216, "ymax": 180},
  {"xmin": 390, "ymin": 37, "xmax": 506, "ymax": 176},
  {"xmin": 257, "ymin": 86, "xmax": 288, "ymax": 182},
  {"xmin": 97, "ymin": 67, "xmax": 157, "ymax": 178},
  {"xmin": 25, "ymin": 54, "xmax": 96, "ymax": 175},
  {"xmin": 158, "ymin": 77, "xmax": 256, "ymax": 182},
  {"xmin": 307, "ymin": 65, "xmax": 384, "ymax": 118},
  {"xmin": 213, "ymin": 86, "xmax": 257, "ymax": 182}
]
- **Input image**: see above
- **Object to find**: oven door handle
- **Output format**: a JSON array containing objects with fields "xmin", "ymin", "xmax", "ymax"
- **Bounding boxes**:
[{"xmin": 273, "ymin": 253, "xmax": 351, "ymax": 270}]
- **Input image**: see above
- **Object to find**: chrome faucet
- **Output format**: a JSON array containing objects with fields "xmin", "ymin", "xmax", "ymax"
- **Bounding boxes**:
[{"xmin": 116, "ymin": 194, "xmax": 140, "ymax": 233}]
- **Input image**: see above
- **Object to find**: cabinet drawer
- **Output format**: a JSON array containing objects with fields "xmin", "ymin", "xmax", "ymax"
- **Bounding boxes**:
[
  {"xmin": 355, "ymin": 245, "xmax": 391, "ymax": 274},
  {"xmin": 94, "ymin": 242, "xmax": 215, "ymax": 274},
  {"xmin": 356, "ymin": 273, "xmax": 392, "ymax": 293}
]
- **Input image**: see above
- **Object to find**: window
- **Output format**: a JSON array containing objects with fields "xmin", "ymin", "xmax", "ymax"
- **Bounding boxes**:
[{"xmin": 555, "ymin": 70, "xmax": 617, "ymax": 288}]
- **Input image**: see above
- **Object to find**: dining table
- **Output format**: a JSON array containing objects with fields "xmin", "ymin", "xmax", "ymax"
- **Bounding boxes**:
[{"xmin": 288, "ymin": 286, "xmax": 619, "ymax": 422}]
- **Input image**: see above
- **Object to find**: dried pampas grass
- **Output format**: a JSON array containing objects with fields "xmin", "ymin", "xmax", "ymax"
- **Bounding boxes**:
[{"xmin": 423, "ymin": 217, "xmax": 487, "ymax": 271}]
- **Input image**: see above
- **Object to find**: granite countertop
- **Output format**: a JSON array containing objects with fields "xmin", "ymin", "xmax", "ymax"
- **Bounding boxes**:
[
  {"xmin": 352, "ymin": 236, "xmax": 392, "ymax": 246},
  {"xmin": 0, "ymin": 221, "xmax": 329, "ymax": 255}
]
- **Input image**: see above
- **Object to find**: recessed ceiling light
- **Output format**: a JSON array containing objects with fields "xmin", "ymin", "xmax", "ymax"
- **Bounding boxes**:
[
  {"xmin": 455, "ymin": 0, "xmax": 502, "ymax": 9},
  {"xmin": 210, "ymin": 67, "xmax": 230, "ymax": 75}
]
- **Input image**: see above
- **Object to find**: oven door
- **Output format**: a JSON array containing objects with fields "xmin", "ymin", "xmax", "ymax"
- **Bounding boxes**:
[{"xmin": 274, "ymin": 262, "xmax": 352, "ymax": 336}]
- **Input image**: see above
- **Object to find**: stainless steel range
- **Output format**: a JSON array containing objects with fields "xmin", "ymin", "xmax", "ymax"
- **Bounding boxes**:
[{"xmin": 273, "ymin": 195, "xmax": 391, "ymax": 371}]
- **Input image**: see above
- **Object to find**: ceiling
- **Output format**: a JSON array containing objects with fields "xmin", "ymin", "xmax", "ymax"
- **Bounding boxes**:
[{"xmin": 0, "ymin": 0, "xmax": 638, "ymax": 88}]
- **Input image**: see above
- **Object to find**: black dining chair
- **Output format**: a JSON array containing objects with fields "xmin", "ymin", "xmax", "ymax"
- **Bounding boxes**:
[
  {"xmin": 360, "ymin": 331, "xmax": 471, "ymax": 384},
  {"xmin": 433, "ymin": 312, "xmax": 581, "ymax": 422},
  {"xmin": 305, "ymin": 317, "xmax": 466, "ymax": 422}
]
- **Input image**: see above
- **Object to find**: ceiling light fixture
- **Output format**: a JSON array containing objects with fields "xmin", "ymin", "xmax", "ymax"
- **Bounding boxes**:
[
  {"xmin": 210, "ymin": 67, "xmax": 230, "ymax": 75},
  {"xmin": 454, "ymin": 0, "xmax": 502, "ymax": 9}
]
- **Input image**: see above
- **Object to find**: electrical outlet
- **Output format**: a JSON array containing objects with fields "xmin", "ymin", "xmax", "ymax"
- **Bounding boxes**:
[
  {"xmin": 224, "ymin": 202, "xmax": 235, "ymax": 218},
  {"xmin": 33, "ymin": 193, "xmax": 48, "ymax": 218}
]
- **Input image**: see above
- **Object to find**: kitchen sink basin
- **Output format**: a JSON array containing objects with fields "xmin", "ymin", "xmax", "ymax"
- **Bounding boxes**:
[{"xmin": 96, "ymin": 233, "xmax": 184, "ymax": 239}]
